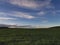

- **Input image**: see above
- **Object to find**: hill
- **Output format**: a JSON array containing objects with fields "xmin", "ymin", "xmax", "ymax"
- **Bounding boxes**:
[{"xmin": 50, "ymin": 26, "xmax": 60, "ymax": 29}]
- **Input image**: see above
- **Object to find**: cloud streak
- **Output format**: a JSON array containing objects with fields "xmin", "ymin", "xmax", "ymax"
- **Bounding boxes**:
[
  {"xmin": 7, "ymin": 0, "xmax": 38, "ymax": 9},
  {"xmin": 37, "ymin": 11, "xmax": 46, "ymax": 16},
  {"xmin": 7, "ymin": 0, "xmax": 52, "ymax": 9},
  {"xmin": 11, "ymin": 11, "xmax": 36, "ymax": 19},
  {"xmin": 0, "ymin": 11, "xmax": 36, "ymax": 19},
  {"xmin": 0, "ymin": 17, "xmax": 15, "ymax": 20}
]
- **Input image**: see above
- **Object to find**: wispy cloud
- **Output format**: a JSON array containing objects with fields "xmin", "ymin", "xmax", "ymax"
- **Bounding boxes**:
[
  {"xmin": 0, "ymin": 12, "xmax": 9, "ymax": 17},
  {"xmin": 0, "ymin": 11, "xmax": 36, "ymax": 19},
  {"xmin": 0, "ymin": 17, "xmax": 15, "ymax": 20},
  {"xmin": 40, "ymin": 17, "xmax": 48, "ymax": 23},
  {"xmin": 11, "ymin": 11, "xmax": 36, "ymax": 19},
  {"xmin": 7, "ymin": 0, "xmax": 39, "ymax": 9},
  {"xmin": 56, "ymin": 10, "xmax": 60, "ymax": 12},
  {"xmin": 7, "ymin": 0, "xmax": 52, "ymax": 9},
  {"xmin": 37, "ymin": 11, "xmax": 46, "ymax": 16},
  {"xmin": 42, "ymin": 20, "xmax": 48, "ymax": 23}
]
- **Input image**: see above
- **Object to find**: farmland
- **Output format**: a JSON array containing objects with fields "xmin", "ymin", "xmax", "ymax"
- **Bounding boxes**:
[{"xmin": 0, "ymin": 27, "xmax": 60, "ymax": 45}]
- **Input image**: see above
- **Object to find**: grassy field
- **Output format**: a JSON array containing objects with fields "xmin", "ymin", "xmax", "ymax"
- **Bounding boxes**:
[{"xmin": 0, "ymin": 28, "xmax": 60, "ymax": 45}]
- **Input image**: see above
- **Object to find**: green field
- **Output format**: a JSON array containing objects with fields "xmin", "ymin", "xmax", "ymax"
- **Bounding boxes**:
[{"xmin": 0, "ymin": 28, "xmax": 60, "ymax": 45}]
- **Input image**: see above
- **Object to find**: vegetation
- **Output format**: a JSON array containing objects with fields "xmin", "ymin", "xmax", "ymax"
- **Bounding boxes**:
[{"xmin": 0, "ymin": 27, "xmax": 60, "ymax": 45}]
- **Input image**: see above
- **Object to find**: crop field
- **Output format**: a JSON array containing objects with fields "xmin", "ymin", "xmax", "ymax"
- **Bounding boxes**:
[{"xmin": 0, "ymin": 28, "xmax": 60, "ymax": 45}]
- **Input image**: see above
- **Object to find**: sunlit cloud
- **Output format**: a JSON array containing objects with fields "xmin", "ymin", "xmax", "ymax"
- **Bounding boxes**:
[
  {"xmin": 7, "ymin": 0, "xmax": 39, "ymax": 9},
  {"xmin": 7, "ymin": 0, "xmax": 52, "ymax": 9}
]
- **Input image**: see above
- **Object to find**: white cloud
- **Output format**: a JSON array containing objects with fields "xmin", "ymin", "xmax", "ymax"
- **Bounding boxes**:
[
  {"xmin": 8, "ymin": 0, "xmax": 39, "ymax": 9},
  {"xmin": 0, "ymin": 11, "xmax": 35, "ymax": 19},
  {"xmin": 11, "ymin": 11, "xmax": 35, "ymax": 19},
  {"xmin": 0, "ymin": 17, "xmax": 15, "ymax": 20},
  {"xmin": 8, "ymin": 0, "xmax": 52, "ymax": 9},
  {"xmin": 37, "ymin": 11, "xmax": 46, "ymax": 16}
]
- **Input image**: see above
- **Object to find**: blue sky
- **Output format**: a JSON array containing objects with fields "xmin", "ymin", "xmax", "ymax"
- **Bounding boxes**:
[{"xmin": 0, "ymin": 0, "xmax": 60, "ymax": 28}]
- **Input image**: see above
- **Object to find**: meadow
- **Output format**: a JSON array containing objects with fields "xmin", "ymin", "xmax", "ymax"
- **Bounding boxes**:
[{"xmin": 0, "ymin": 27, "xmax": 60, "ymax": 45}]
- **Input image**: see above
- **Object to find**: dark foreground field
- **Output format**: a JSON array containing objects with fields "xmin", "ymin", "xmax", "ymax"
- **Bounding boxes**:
[{"xmin": 0, "ymin": 27, "xmax": 60, "ymax": 45}]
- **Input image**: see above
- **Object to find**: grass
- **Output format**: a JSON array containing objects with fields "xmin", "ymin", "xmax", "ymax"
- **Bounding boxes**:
[{"xmin": 0, "ymin": 28, "xmax": 60, "ymax": 45}]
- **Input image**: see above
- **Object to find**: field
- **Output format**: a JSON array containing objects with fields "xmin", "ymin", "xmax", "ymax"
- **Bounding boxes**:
[{"xmin": 0, "ymin": 28, "xmax": 60, "ymax": 45}]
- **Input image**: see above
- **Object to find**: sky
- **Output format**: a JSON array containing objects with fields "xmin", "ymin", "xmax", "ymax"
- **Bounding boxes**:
[{"xmin": 0, "ymin": 0, "xmax": 60, "ymax": 28}]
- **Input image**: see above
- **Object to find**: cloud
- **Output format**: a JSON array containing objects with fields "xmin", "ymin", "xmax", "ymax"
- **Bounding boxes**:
[
  {"xmin": 56, "ymin": 10, "xmax": 60, "ymax": 12},
  {"xmin": 49, "ymin": 10, "xmax": 60, "ymax": 16},
  {"xmin": 11, "ymin": 11, "xmax": 36, "ymax": 19},
  {"xmin": 0, "ymin": 0, "xmax": 55, "ymax": 17},
  {"xmin": 37, "ymin": 11, "xmax": 46, "ymax": 16},
  {"xmin": 7, "ymin": 0, "xmax": 52, "ymax": 9},
  {"xmin": 0, "ymin": 12, "xmax": 8, "ymax": 17},
  {"xmin": 0, "ymin": 11, "xmax": 35, "ymax": 19},
  {"xmin": 7, "ymin": 0, "xmax": 39, "ymax": 9},
  {"xmin": 0, "ymin": 17, "xmax": 15, "ymax": 20},
  {"xmin": 38, "ymin": 17, "xmax": 48, "ymax": 23}
]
